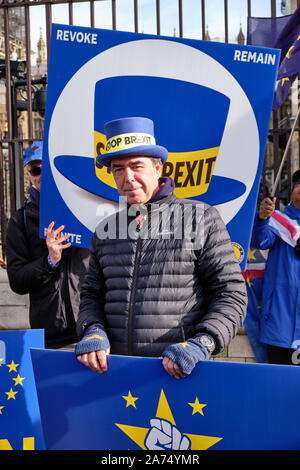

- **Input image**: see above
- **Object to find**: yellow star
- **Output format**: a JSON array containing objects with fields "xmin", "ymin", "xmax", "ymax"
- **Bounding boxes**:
[
  {"xmin": 281, "ymin": 77, "xmax": 290, "ymax": 86},
  {"xmin": 85, "ymin": 334, "xmax": 105, "ymax": 341},
  {"xmin": 122, "ymin": 391, "xmax": 139, "ymax": 408},
  {"xmin": 5, "ymin": 388, "xmax": 18, "ymax": 400},
  {"xmin": 286, "ymin": 45, "xmax": 295, "ymax": 58},
  {"xmin": 12, "ymin": 374, "xmax": 25, "ymax": 387},
  {"xmin": 179, "ymin": 342, "xmax": 189, "ymax": 348},
  {"xmin": 6, "ymin": 361, "xmax": 19, "ymax": 373},
  {"xmin": 116, "ymin": 389, "xmax": 222, "ymax": 450},
  {"xmin": 246, "ymin": 275, "xmax": 253, "ymax": 288},
  {"xmin": 188, "ymin": 397, "xmax": 207, "ymax": 416},
  {"xmin": 247, "ymin": 248, "xmax": 256, "ymax": 261},
  {"xmin": 0, "ymin": 358, "xmax": 4, "ymax": 367},
  {"xmin": 0, "ymin": 406, "xmax": 4, "ymax": 414}
]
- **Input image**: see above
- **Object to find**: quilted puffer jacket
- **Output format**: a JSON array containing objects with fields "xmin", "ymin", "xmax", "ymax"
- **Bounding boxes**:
[{"xmin": 76, "ymin": 193, "xmax": 247, "ymax": 357}]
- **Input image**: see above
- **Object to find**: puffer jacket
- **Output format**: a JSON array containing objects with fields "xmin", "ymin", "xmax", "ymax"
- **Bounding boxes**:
[
  {"xmin": 6, "ymin": 200, "xmax": 90, "ymax": 348},
  {"xmin": 77, "ymin": 193, "xmax": 247, "ymax": 357}
]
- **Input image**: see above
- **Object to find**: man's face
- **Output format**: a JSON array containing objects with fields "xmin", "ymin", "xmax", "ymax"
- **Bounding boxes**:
[
  {"xmin": 291, "ymin": 179, "xmax": 300, "ymax": 210},
  {"xmin": 26, "ymin": 160, "xmax": 42, "ymax": 192},
  {"xmin": 110, "ymin": 156, "xmax": 162, "ymax": 205}
]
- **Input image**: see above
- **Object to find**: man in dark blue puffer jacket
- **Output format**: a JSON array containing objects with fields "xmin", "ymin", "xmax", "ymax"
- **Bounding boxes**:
[{"xmin": 75, "ymin": 117, "xmax": 247, "ymax": 379}]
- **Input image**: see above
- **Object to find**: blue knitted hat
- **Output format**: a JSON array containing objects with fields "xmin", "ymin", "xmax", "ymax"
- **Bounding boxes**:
[
  {"xmin": 96, "ymin": 117, "xmax": 168, "ymax": 168},
  {"xmin": 23, "ymin": 141, "xmax": 43, "ymax": 167}
]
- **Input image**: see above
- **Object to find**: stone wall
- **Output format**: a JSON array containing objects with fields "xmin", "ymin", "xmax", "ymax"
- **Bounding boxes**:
[
  {"xmin": 212, "ymin": 329, "xmax": 255, "ymax": 363},
  {"xmin": 0, "ymin": 269, "xmax": 30, "ymax": 330},
  {"xmin": 0, "ymin": 268, "xmax": 256, "ymax": 362}
]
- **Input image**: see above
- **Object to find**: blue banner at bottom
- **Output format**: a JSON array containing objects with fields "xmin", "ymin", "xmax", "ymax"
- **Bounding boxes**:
[
  {"xmin": 30, "ymin": 348, "xmax": 300, "ymax": 450},
  {"xmin": 0, "ymin": 330, "xmax": 45, "ymax": 450}
]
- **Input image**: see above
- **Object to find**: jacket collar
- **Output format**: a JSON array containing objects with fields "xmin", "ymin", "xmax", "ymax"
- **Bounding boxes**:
[{"xmin": 148, "ymin": 177, "xmax": 175, "ymax": 203}]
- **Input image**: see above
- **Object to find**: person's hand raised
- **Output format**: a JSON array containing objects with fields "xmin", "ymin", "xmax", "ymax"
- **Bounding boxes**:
[
  {"xmin": 46, "ymin": 222, "xmax": 71, "ymax": 265},
  {"xmin": 258, "ymin": 197, "xmax": 276, "ymax": 221}
]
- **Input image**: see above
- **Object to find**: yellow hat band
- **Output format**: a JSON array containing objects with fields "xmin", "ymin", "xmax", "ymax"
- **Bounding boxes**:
[{"xmin": 105, "ymin": 132, "xmax": 156, "ymax": 154}]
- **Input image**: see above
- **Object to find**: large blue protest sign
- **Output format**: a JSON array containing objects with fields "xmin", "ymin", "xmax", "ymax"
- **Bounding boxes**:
[
  {"xmin": 0, "ymin": 330, "xmax": 45, "ymax": 450},
  {"xmin": 40, "ymin": 24, "xmax": 280, "ymax": 270},
  {"xmin": 30, "ymin": 348, "xmax": 300, "ymax": 450}
]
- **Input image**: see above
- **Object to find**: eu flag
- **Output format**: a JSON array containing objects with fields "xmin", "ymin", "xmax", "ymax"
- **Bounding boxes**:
[
  {"xmin": 0, "ymin": 330, "xmax": 45, "ymax": 450},
  {"xmin": 247, "ymin": 14, "xmax": 291, "ymax": 48},
  {"xmin": 248, "ymin": 6, "xmax": 300, "ymax": 109}
]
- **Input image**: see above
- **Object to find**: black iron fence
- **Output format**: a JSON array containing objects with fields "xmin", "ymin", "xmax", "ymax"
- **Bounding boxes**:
[{"xmin": 1, "ymin": 0, "xmax": 300, "ymax": 260}]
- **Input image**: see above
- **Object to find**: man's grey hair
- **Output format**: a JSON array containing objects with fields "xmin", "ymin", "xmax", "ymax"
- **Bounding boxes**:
[
  {"xmin": 109, "ymin": 157, "xmax": 161, "ymax": 169},
  {"xmin": 150, "ymin": 157, "xmax": 161, "ymax": 166}
]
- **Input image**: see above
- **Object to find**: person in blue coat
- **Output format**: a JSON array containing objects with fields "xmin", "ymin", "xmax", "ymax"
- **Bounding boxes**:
[{"xmin": 251, "ymin": 170, "xmax": 300, "ymax": 364}]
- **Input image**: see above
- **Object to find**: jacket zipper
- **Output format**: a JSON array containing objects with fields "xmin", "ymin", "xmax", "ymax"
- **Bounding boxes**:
[{"xmin": 128, "ymin": 237, "xmax": 142, "ymax": 355}]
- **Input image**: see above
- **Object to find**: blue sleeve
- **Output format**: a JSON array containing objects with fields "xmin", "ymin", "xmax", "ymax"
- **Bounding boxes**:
[
  {"xmin": 76, "ymin": 233, "xmax": 107, "ymax": 338},
  {"xmin": 250, "ymin": 211, "xmax": 277, "ymax": 250}
]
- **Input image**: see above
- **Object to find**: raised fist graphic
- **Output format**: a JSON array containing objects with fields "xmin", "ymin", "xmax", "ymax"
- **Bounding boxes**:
[{"xmin": 144, "ymin": 418, "xmax": 191, "ymax": 450}]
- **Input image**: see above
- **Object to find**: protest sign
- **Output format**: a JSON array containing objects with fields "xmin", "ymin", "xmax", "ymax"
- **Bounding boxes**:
[
  {"xmin": 31, "ymin": 348, "xmax": 300, "ymax": 450},
  {"xmin": 0, "ymin": 330, "xmax": 45, "ymax": 450},
  {"xmin": 40, "ymin": 24, "xmax": 280, "ymax": 270}
]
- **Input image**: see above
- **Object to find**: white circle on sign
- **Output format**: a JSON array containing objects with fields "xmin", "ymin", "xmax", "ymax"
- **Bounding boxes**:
[{"xmin": 48, "ymin": 38, "xmax": 259, "ymax": 231}]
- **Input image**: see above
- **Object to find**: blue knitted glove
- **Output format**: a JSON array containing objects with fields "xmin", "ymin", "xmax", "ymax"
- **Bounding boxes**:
[
  {"xmin": 162, "ymin": 339, "xmax": 209, "ymax": 375},
  {"xmin": 75, "ymin": 327, "xmax": 110, "ymax": 357}
]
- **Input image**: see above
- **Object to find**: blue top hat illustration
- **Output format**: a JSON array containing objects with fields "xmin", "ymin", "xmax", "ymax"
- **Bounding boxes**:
[
  {"xmin": 96, "ymin": 117, "xmax": 168, "ymax": 168},
  {"xmin": 54, "ymin": 78, "xmax": 246, "ymax": 206}
]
